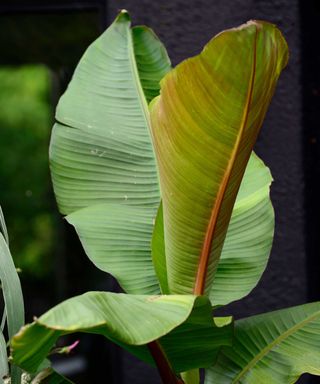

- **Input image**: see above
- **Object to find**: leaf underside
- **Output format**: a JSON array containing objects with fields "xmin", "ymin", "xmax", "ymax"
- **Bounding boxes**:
[
  {"xmin": 10, "ymin": 292, "xmax": 232, "ymax": 374},
  {"xmin": 49, "ymin": 11, "xmax": 170, "ymax": 294}
]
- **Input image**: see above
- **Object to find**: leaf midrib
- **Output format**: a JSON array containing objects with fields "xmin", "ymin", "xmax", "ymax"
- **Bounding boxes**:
[
  {"xmin": 193, "ymin": 25, "xmax": 259, "ymax": 295},
  {"xmin": 232, "ymin": 309, "xmax": 320, "ymax": 383}
]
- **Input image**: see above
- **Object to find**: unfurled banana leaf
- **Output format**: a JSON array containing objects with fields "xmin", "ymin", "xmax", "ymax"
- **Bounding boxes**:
[
  {"xmin": 49, "ymin": 10, "xmax": 170, "ymax": 295},
  {"xmin": 10, "ymin": 293, "xmax": 232, "ymax": 374},
  {"xmin": 205, "ymin": 302, "xmax": 320, "ymax": 383},
  {"xmin": 149, "ymin": 21, "xmax": 288, "ymax": 296}
]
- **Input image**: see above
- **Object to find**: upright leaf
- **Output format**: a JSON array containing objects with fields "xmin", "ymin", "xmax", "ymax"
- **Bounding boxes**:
[
  {"xmin": 50, "ymin": 10, "xmax": 170, "ymax": 293},
  {"xmin": 50, "ymin": 10, "xmax": 170, "ymax": 213},
  {"xmin": 149, "ymin": 21, "xmax": 288, "ymax": 295},
  {"xmin": 205, "ymin": 302, "xmax": 320, "ymax": 383}
]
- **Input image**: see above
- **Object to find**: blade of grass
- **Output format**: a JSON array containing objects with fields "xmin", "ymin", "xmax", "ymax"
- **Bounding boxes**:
[
  {"xmin": 0, "ymin": 206, "xmax": 8, "ymax": 245},
  {"xmin": 0, "ymin": 232, "xmax": 24, "ymax": 383},
  {"xmin": 0, "ymin": 329, "xmax": 9, "ymax": 381}
]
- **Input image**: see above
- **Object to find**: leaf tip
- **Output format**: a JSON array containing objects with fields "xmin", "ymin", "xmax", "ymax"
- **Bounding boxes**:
[{"xmin": 116, "ymin": 9, "xmax": 131, "ymax": 23}]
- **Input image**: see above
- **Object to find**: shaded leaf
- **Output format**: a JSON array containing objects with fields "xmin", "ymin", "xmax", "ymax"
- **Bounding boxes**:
[{"xmin": 205, "ymin": 302, "xmax": 320, "ymax": 383}]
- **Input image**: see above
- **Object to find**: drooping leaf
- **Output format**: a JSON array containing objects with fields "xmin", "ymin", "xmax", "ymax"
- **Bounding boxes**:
[
  {"xmin": 149, "ymin": 21, "xmax": 288, "ymax": 296},
  {"xmin": 67, "ymin": 204, "xmax": 160, "ymax": 294},
  {"xmin": 11, "ymin": 293, "xmax": 204, "ymax": 372},
  {"xmin": 0, "ymin": 329, "xmax": 8, "ymax": 382},
  {"xmin": 209, "ymin": 152, "xmax": 274, "ymax": 306},
  {"xmin": 205, "ymin": 302, "xmax": 320, "ymax": 383},
  {"xmin": 49, "ymin": 10, "xmax": 170, "ymax": 294},
  {"xmin": 10, "ymin": 293, "xmax": 232, "ymax": 375}
]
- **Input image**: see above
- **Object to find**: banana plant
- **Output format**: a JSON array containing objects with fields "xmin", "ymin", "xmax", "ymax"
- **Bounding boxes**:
[{"xmin": 9, "ymin": 10, "xmax": 320, "ymax": 384}]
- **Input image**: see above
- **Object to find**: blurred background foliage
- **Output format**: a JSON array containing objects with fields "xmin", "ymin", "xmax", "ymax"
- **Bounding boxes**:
[{"xmin": 0, "ymin": 65, "xmax": 55, "ymax": 279}]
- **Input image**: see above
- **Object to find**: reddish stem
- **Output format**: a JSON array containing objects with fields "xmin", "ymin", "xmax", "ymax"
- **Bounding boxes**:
[{"xmin": 148, "ymin": 341, "xmax": 184, "ymax": 384}]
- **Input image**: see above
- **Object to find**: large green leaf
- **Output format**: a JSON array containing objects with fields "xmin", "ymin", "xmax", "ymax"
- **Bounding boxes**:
[
  {"xmin": 67, "ymin": 204, "xmax": 160, "ymax": 294},
  {"xmin": 209, "ymin": 153, "xmax": 274, "ymax": 306},
  {"xmin": 205, "ymin": 302, "xmax": 320, "ymax": 383},
  {"xmin": 49, "ymin": 10, "xmax": 170, "ymax": 294},
  {"xmin": 10, "ymin": 293, "xmax": 231, "ymax": 374},
  {"xmin": 50, "ymin": 10, "xmax": 170, "ymax": 214},
  {"xmin": 149, "ymin": 21, "xmax": 288, "ymax": 296}
]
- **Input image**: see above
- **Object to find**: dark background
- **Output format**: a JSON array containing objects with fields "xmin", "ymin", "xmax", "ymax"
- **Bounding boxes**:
[{"xmin": 0, "ymin": 0, "xmax": 319, "ymax": 383}]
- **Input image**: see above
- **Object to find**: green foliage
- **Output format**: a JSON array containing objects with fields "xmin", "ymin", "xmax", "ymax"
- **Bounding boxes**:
[
  {"xmin": 205, "ymin": 302, "xmax": 320, "ymax": 383},
  {"xmin": 8, "ymin": 10, "xmax": 320, "ymax": 384},
  {"xmin": 0, "ymin": 66, "xmax": 55, "ymax": 278}
]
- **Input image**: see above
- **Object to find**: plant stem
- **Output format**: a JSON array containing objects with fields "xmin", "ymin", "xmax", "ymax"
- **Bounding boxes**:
[{"xmin": 148, "ymin": 341, "xmax": 184, "ymax": 384}]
